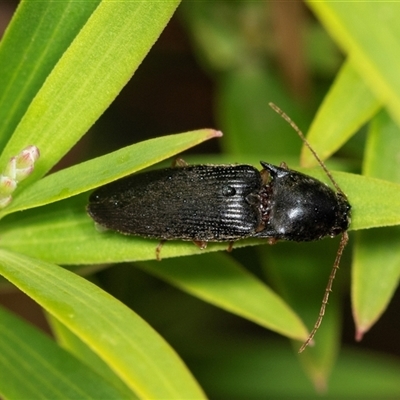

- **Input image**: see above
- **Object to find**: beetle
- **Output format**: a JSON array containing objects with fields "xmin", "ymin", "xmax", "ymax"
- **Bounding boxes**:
[
  {"xmin": 87, "ymin": 103, "xmax": 351, "ymax": 351},
  {"xmin": 87, "ymin": 161, "xmax": 350, "ymax": 245}
]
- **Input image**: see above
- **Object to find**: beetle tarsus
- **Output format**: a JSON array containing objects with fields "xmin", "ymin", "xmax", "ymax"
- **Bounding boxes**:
[{"xmin": 155, "ymin": 240, "xmax": 166, "ymax": 261}]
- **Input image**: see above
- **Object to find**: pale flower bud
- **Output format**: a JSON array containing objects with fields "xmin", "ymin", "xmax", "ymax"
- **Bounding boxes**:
[
  {"xmin": 0, "ymin": 175, "xmax": 17, "ymax": 194},
  {"xmin": 0, "ymin": 145, "xmax": 40, "ymax": 209},
  {"xmin": 0, "ymin": 195, "xmax": 12, "ymax": 208}
]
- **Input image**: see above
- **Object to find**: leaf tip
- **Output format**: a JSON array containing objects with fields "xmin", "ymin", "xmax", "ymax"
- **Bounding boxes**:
[
  {"xmin": 210, "ymin": 129, "xmax": 223, "ymax": 139},
  {"xmin": 355, "ymin": 327, "xmax": 366, "ymax": 342},
  {"xmin": 312, "ymin": 375, "xmax": 328, "ymax": 395}
]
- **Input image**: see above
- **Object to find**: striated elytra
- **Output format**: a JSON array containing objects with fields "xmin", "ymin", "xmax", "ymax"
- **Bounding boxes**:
[{"xmin": 87, "ymin": 161, "xmax": 351, "ymax": 245}]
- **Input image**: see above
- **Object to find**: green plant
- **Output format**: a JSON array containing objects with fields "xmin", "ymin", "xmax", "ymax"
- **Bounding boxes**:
[{"xmin": 0, "ymin": 1, "xmax": 400, "ymax": 399}]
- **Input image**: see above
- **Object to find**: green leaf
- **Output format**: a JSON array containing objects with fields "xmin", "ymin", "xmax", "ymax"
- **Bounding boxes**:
[
  {"xmin": 137, "ymin": 253, "xmax": 309, "ymax": 341},
  {"xmin": 306, "ymin": 170, "xmax": 400, "ymax": 232},
  {"xmin": 300, "ymin": 60, "xmax": 380, "ymax": 167},
  {"xmin": 0, "ymin": 193, "xmax": 263, "ymax": 263},
  {"xmin": 192, "ymin": 337, "xmax": 400, "ymax": 398},
  {"xmin": 363, "ymin": 111, "xmax": 400, "ymax": 182},
  {"xmin": 0, "ymin": 250, "xmax": 205, "ymax": 399},
  {"xmin": 0, "ymin": 129, "xmax": 221, "ymax": 216},
  {"xmin": 260, "ymin": 240, "xmax": 345, "ymax": 390},
  {"xmin": 0, "ymin": 0, "xmax": 100, "ymax": 150},
  {"xmin": 0, "ymin": 1, "xmax": 180, "ymax": 187},
  {"xmin": 48, "ymin": 315, "xmax": 135, "ymax": 399},
  {"xmin": 352, "ymin": 111, "xmax": 400, "ymax": 340},
  {"xmin": 1, "ymin": 169, "xmax": 400, "ymax": 264},
  {"xmin": 216, "ymin": 67, "xmax": 306, "ymax": 158},
  {"xmin": 0, "ymin": 305, "xmax": 127, "ymax": 399},
  {"xmin": 353, "ymin": 228, "xmax": 400, "ymax": 340},
  {"xmin": 307, "ymin": 2, "xmax": 400, "ymax": 126}
]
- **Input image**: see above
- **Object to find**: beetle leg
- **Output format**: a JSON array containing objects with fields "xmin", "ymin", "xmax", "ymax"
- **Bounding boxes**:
[
  {"xmin": 227, "ymin": 241, "xmax": 234, "ymax": 252},
  {"xmin": 260, "ymin": 168, "xmax": 270, "ymax": 185},
  {"xmin": 193, "ymin": 240, "xmax": 207, "ymax": 250},
  {"xmin": 155, "ymin": 240, "xmax": 166, "ymax": 261},
  {"xmin": 279, "ymin": 161, "xmax": 289, "ymax": 169},
  {"xmin": 268, "ymin": 237, "xmax": 278, "ymax": 245},
  {"xmin": 172, "ymin": 158, "xmax": 188, "ymax": 167},
  {"xmin": 255, "ymin": 222, "xmax": 266, "ymax": 233}
]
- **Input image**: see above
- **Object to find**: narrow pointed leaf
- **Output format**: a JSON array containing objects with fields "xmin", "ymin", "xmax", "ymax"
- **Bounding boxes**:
[
  {"xmin": 48, "ymin": 315, "xmax": 135, "ymax": 399},
  {"xmin": 192, "ymin": 337, "xmax": 400, "ymax": 398},
  {"xmin": 2, "ymin": 170, "xmax": 400, "ymax": 264},
  {"xmin": 260, "ymin": 240, "xmax": 344, "ymax": 390},
  {"xmin": 352, "ymin": 111, "xmax": 400, "ymax": 340},
  {"xmin": 0, "ymin": 1, "xmax": 180, "ymax": 186},
  {"xmin": 1, "ymin": 129, "xmax": 221, "ymax": 216},
  {"xmin": 0, "ymin": 250, "xmax": 205, "ymax": 399},
  {"xmin": 137, "ymin": 253, "xmax": 309, "ymax": 341},
  {"xmin": 353, "ymin": 228, "xmax": 400, "ymax": 340},
  {"xmin": 307, "ymin": 2, "xmax": 400, "ymax": 126},
  {"xmin": 0, "ymin": 305, "xmax": 128, "ymax": 399},
  {"xmin": 0, "ymin": 0, "xmax": 100, "ymax": 149},
  {"xmin": 301, "ymin": 60, "xmax": 380, "ymax": 167}
]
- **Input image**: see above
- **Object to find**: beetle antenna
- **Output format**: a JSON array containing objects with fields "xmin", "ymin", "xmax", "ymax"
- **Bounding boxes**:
[
  {"xmin": 298, "ymin": 231, "xmax": 349, "ymax": 352},
  {"xmin": 269, "ymin": 102, "xmax": 350, "ymax": 352},
  {"xmin": 268, "ymin": 103, "xmax": 345, "ymax": 197}
]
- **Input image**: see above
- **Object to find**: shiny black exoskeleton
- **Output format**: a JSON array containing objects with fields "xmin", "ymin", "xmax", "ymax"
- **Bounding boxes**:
[
  {"xmin": 87, "ymin": 162, "xmax": 351, "ymax": 245},
  {"xmin": 255, "ymin": 162, "xmax": 350, "ymax": 242}
]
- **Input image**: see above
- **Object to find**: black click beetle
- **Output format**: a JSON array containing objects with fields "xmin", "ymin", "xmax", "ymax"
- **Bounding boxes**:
[
  {"xmin": 87, "ymin": 103, "xmax": 351, "ymax": 351},
  {"xmin": 87, "ymin": 161, "xmax": 350, "ymax": 245}
]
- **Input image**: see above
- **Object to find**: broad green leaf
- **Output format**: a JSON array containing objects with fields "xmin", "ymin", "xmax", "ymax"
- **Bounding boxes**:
[
  {"xmin": 352, "ymin": 111, "xmax": 400, "ymax": 340},
  {"xmin": 301, "ymin": 60, "xmax": 380, "ymax": 167},
  {"xmin": 0, "ymin": 1, "xmax": 180, "ymax": 188},
  {"xmin": 0, "ymin": 305, "xmax": 126, "ymax": 399},
  {"xmin": 0, "ymin": 129, "xmax": 221, "ymax": 216},
  {"xmin": 0, "ymin": 250, "xmax": 205, "ymax": 399},
  {"xmin": 137, "ymin": 253, "xmax": 309, "ymax": 341},
  {"xmin": 0, "ymin": 0, "xmax": 100, "ymax": 149},
  {"xmin": 307, "ymin": 2, "xmax": 400, "ymax": 126},
  {"xmin": 1, "ymin": 171, "xmax": 400, "ymax": 264}
]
